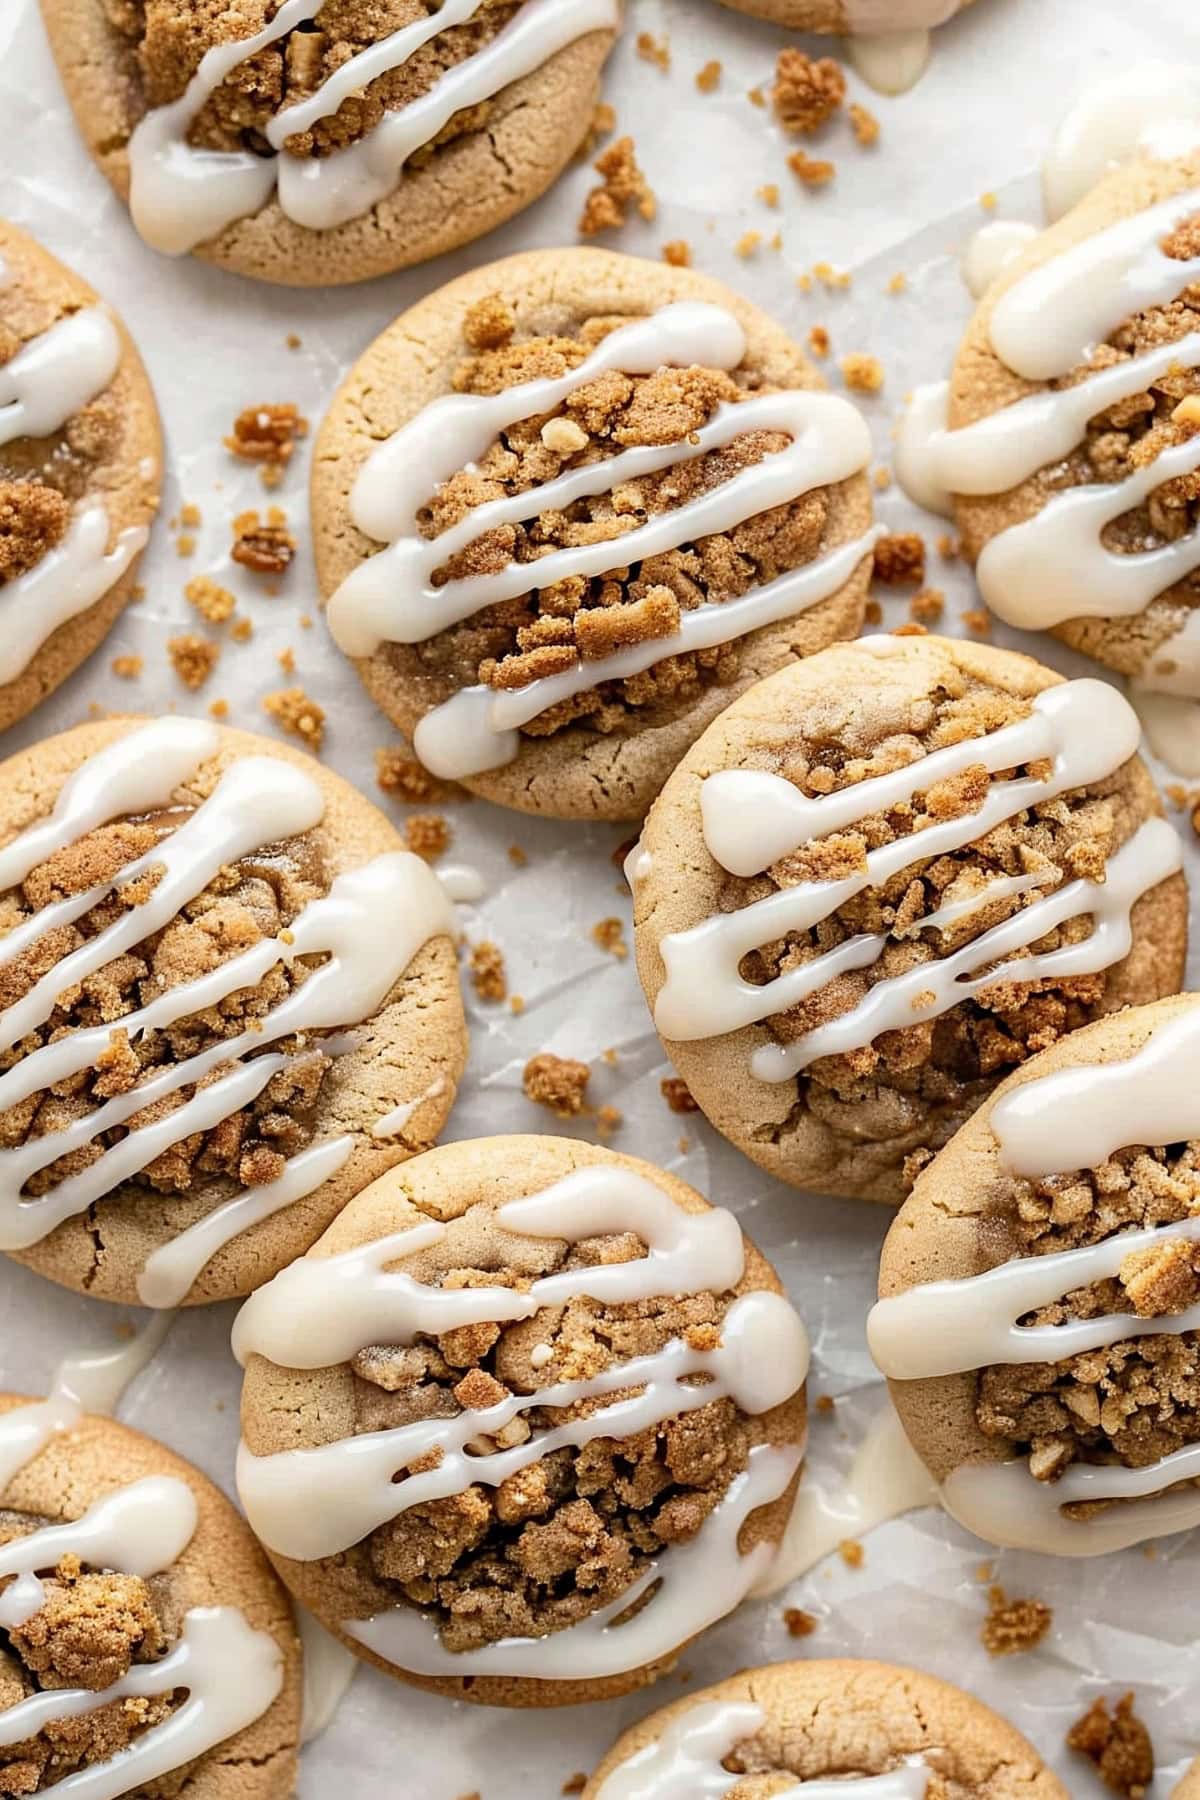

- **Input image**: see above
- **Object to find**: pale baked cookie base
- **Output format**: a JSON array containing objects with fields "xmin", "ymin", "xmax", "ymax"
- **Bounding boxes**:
[
  {"xmin": 311, "ymin": 245, "xmax": 873, "ymax": 822},
  {"xmin": 0, "ymin": 1397, "xmax": 302, "ymax": 1799},
  {"xmin": 240, "ymin": 1134, "xmax": 806, "ymax": 1708},
  {"xmin": 0, "ymin": 222, "xmax": 160, "ymax": 732},
  {"xmin": 37, "ymin": 0, "xmax": 618, "ymax": 287},
  {"xmin": 710, "ymin": 0, "xmax": 975, "ymax": 30},
  {"xmin": 0, "ymin": 717, "xmax": 468, "ymax": 1306},
  {"xmin": 585, "ymin": 1658, "xmax": 1068, "ymax": 1798}
]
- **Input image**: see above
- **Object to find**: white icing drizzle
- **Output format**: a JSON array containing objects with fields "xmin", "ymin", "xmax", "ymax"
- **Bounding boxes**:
[
  {"xmin": 652, "ymin": 679, "xmax": 1179, "ymax": 1080},
  {"xmin": 128, "ymin": 0, "xmax": 620, "ymax": 252},
  {"xmin": 297, "ymin": 1608, "xmax": 358, "ymax": 1744},
  {"xmin": 325, "ymin": 300, "xmax": 873, "ymax": 780},
  {"xmin": 753, "ymin": 1404, "xmax": 937, "ymax": 1595},
  {"xmin": 371, "ymin": 1078, "xmax": 447, "ymax": 1142},
  {"xmin": 0, "ymin": 503, "xmax": 146, "ymax": 687},
  {"xmin": 596, "ymin": 1702, "xmax": 930, "ymax": 1800},
  {"xmin": 872, "ymin": 1002, "xmax": 1200, "ymax": 1553},
  {"xmin": 0, "ymin": 1476, "xmax": 199, "ymax": 1586},
  {"xmin": 844, "ymin": 32, "xmax": 933, "ymax": 98},
  {"xmin": 54, "ymin": 1312, "xmax": 175, "ymax": 1414},
  {"xmin": 1043, "ymin": 64, "xmax": 1200, "ymax": 222},
  {"xmin": 897, "ymin": 175, "xmax": 1200, "ymax": 660},
  {"xmin": 959, "ymin": 221, "xmax": 1039, "ymax": 301},
  {"xmin": 0, "ymin": 308, "xmax": 120, "ymax": 447},
  {"xmin": 233, "ymin": 1165, "xmax": 809, "ymax": 1677},
  {"xmin": 0, "ymin": 718, "xmax": 454, "ymax": 1299},
  {"xmin": 1130, "ymin": 687, "xmax": 1200, "ymax": 777}
]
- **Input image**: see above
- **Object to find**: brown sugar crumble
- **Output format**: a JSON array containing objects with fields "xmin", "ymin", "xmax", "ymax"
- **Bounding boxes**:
[
  {"xmin": 591, "ymin": 917, "xmax": 628, "ymax": 960},
  {"xmin": 469, "ymin": 940, "xmax": 507, "ymax": 1003},
  {"xmin": 375, "ymin": 746, "xmax": 457, "ymax": 806},
  {"xmin": 636, "ymin": 30, "xmax": 669, "ymax": 72},
  {"xmin": 873, "ymin": 532, "xmax": 926, "ymax": 585},
  {"xmin": 838, "ymin": 1538, "xmax": 864, "ymax": 1568},
  {"xmin": 848, "ymin": 102, "xmax": 880, "ymax": 147},
  {"xmin": 962, "ymin": 607, "xmax": 992, "ymax": 635},
  {"xmin": 1067, "ymin": 1694, "xmax": 1154, "ymax": 1799},
  {"xmin": 661, "ymin": 1076, "xmax": 699, "ymax": 1114},
  {"xmin": 578, "ymin": 136, "xmax": 657, "ymax": 236},
  {"xmin": 185, "ymin": 574, "xmax": 236, "ymax": 624},
  {"xmin": 807, "ymin": 326, "xmax": 831, "ymax": 359},
  {"xmin": 523, "ymin": 1053, "xmax": 590, "ymax": 1118},
  {"xmin": 772, "ymin": 48, "xmax": 846, "ymax": 134},
  {"xmin": 783, "ymin": 1606, "xmax": 818, "ymax": 1637},
  {"xmin": 463, "ymin": 292, "xmax": 516, "ymax": 352},
  {"xmin": 841, "ymin": 353, "xmax": 885, "ymax": 394},
  {"xmin": 757, "ymin": 183, "xmax": 780, "ymax": 210},
  {"xmin": 788, "ymin": 150, "xmax": 836, "ymax": 188},
  {"xmin": 231, "ymin": 507, "xmax": 295, "ymax": 575},
  {"xmin": 166, "ymin": 633, "xmax": 219, "ymax": 690},
  {"xmin": 225, "ymin": 402, "xmax": 308, "ymax": 488},
  {"xmin": 110, "ymin": 654, "xmax": 142, "ymax": 680},
  {"xmin": 562, "ymin": 1777, "xmax": 588, "ymax": 1798},
  {"xmin": 981, "ymin": 1585, "xmax": 1052, "ymax": 1657},
  {"xmin": 262, "ymin": 685, "xmax": 325, "ymax": 751},
  {"xmin": 696, "ymin": 59, "xmax": 722, "ymax": 93},
  {"xmin": 910, "ymin": 587, "xmax": 945, "ymax": 623},
  {"xmin": 403, "ymin": 813, "xmax": 451, "ymax": 862},
  {"xmin": 662, "ymin": 239, "xmax": 693, "ymax": 267},
  {"xmin": 735, "ymin": 231, "xmax": 762, "ymax": 260}
]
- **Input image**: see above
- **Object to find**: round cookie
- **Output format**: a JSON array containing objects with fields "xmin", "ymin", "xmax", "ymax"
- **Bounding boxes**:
[
  {"xmin": 631, "ymin": 632, "xmax": 1187, "ymax": 1204},
  {"xmin": 235, "ymin": 1135, "xmax": 810, "ymax": 1707},
  {"xmin": 584, "ymin": 1658, "xmax": 1066, "ymax": 1798},
  {"xmin": 1178, "ymin": 1761, "xmax": 1200, "ymax": 1798},
  {"xmin": 0, "ymin": 1397, "xmax": 300, "ymax": 1798},
  {"xmin": 872, "ymin": 993, "xmax": 1200, "ymax": 1556},
  {"xmin": 900, "ymin": 149, "xmax": 1200, "ymax": 695},
  {"xmin": 711, "ymin": 0, "xmax": 974, "ymax": 31},
  {"xmin": 0, "ymin": 222, "xmax": 160, "ymax": 731},
  {"xmin": 311, "ymin": 246, "xmax": 875, "ymax": 821},
  {"xmin": 39, "ymin": 0, "xmax": 620, "ymax": 287},
  {"xmin": 0, "ymin": 714, "xmax": 466, "ymax": 1307}
]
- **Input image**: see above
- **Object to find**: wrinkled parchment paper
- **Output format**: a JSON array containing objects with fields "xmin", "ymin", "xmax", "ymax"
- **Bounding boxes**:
[{"xmin": 3, "ymin": 0, "xmax": 1199, "ymax": 1790}]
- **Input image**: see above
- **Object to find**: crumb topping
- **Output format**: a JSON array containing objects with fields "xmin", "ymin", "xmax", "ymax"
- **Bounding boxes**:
[
  {"xmin": 980, "ymin": 1584, "xmax": 1052, "ymax": 1655},
  {"xmin": 1067, "ymin": 1693, "xmax": 1154, "ymax": 1798},
  {"xmin": 522, "ymin": 1053, "xmax": 589, "ymax": 1118}
]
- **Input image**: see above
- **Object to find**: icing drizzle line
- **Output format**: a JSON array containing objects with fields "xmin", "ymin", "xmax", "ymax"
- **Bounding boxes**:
[{"xmin": 234, "ymin": 1164, "xmax": 810, "ymax": 1679}]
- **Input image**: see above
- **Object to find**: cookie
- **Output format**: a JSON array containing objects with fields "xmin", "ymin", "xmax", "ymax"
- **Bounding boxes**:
[
  {"xmin": 235, "ymin": 1135, "xmax": 810, "ymax": 1707},
  {"xmin": 0, "ymin": 222, "xmax": 160, "ymax": 732},
  {"xmin": 872, "ymin": 992, "xmax": 1200, "ymax": 1556},
  {"xmin": 584, "ymin": 1658, "xmax": 1066, "ymax": 1798},
  {"xmin": 311, "ymin": 246, "xmax": 875, "ymax": 821},
  {"xmin": 0, "ymin": 1393, "xmax": 300, "ymax": 1798},
  {"xmin": 631, "ymin": 633, "xmax": 1187, "ymax": 1205},
  {"xmin": 898, "ymin": 149, "xmax": 1200, "ymax": 696},
  {"xmin": 711, "ymin": 0, "xmax": 973, "ymax": 31},
  {"xmin": 39, "ymin": 0, "xmax": 621, "ymax": 288},
  {"xmin": 0, "ymin": 714, "xmax": 466, "ymax": 1307},
  {"xmin": 1179, "ymin": 1761, "xmax": 1200, "ymax": 1798}
]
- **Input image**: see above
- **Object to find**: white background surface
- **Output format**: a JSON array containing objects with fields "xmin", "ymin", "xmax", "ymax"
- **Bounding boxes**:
[{"xmin": 3, "ymin": 0, "xmax": 1200, "ymax": 1792}]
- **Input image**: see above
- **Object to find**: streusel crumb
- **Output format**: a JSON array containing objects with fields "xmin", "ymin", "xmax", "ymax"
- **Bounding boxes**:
[
  {"xmin": 232, "ymin": 507, "xmax": 295, "ymax": 575},
  {"xmin": 873, "ymin": 532, "xmax": 926, "ymax": 585},
  {"xmin": 263, "ymin": 685, "xmax": 325, "ymax": 751},
  {"xmin": 981, "ymin": 1586, "xmax": 1052, "ymax": 1656},
  {"xmin": 1067, "ymin": 1694, "xmax": 1153, "ymax": 1798},
  {"xmin": 772, "ymin": 49, "xmax": 845, "ymax": 135},
  {"xmin": 579, "ymin": 137, "xmax": 657, "ymax": 235},
  {"xmin": 404, "ymin": 813, "xmax": 451, "ymax": 861},
  {"xmin": 523, "ymin": 1053, "xmax": 590, "ymax": 1117},
  {"xmin": 166, "ymin": 634, "xmax": 219, "ymax": 690},
  {"xmin": 469, "ymin": 941, "xmax": 507, "ymax": 1003}
]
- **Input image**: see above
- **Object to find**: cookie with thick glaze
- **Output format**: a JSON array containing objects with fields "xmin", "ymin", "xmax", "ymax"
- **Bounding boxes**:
[
  {"xmin": 873, "ymin": 993, "xmax": 1200, "ymax": 1557},
  {"xmin": 311, "ymin": 246, "xmax": 875, "ymax": 821},
  {"xmin": 0, "ymin": 1398, "xmax": 300, "ymax": 1798},
  {"xmin": 584, "ymin": 1658, "xmax": 1066, "ymax": 1797},
  {"xmin": 0, "ymin": 714, "xmax": 466, "ymax": 1306},
  {"xmin": 0, "ymin": 222, "xmax": 160, "ymax": 731},
  {"xmin": 235, "ymin": 1135, "xmax": 810, "ymax": 1707},
  {"xmin": 632, "ymin": 633, "xmax": 1187, "ymax": 1204},
  {"xmin": 39, "ymin": 0, "xmax": 621, "ymax": 287},
  {"xmin": 900, "ymin": 150, "xmax": 1200, "ymax": 696}
]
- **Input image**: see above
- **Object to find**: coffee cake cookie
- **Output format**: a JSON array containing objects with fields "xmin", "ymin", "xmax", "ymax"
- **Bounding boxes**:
[
  {"xmin": 899, "ymin": 149, "xmax": 1200, "ymax": 699},
  {"xmin": 0, "ymin": 222, "xmax": 159, "ymax": 732},
  {"xmin": 631, "ymin": 633, "xmax": 1187, "ymax": 1204},
  {"xmin": 584, "ymin": 1659, "xmax": 1066, "ymax": 1798},
  {"xmin": 872, "ymin": 993, "xmax": 1200, "ymax": 1555},
  {"xmin": 0, "ymin": 1394, "xmax": 300, "ymax": 1797},
  {"xmin": 712, "ymin": 0, "xmax": 973, "ymax": 31},
  {"xmin": 235, "ymin": 1135, "xmax": 810, "ymax": 1706},
  {"xmin": 312, "ymin": 247, "xmax": 875, "ymax": 820},
  {"xmin": 0, "ymin": 715, "xmax": 466, "ymax": 1307},
  {"xmin": 39, "ymin": 0, "xmax": 621, "ymax": 287}
]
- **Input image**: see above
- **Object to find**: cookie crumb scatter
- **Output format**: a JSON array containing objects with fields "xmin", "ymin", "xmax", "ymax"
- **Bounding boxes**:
[
  {"xmin": 891, "ymin": 620, "xmax": 928, "ymax": 636},
  {"xmin": 980, "ymin": 190, "xmax": 998, "ymax": 210},
  {"xmin": 962, "ymin": 607, "xmax": 992, "ymax": 635},
  {"xmin": 577, "ymin": 99, "xmax": 616, "ymax": 162},
  {"xmin": 838, "ymin": 1539, "xmax": 864, "ymax": 1568},
  {"xmin": 757, "ymin": 183, "xmax": 780, "ymax": 209},
  {"xmin": 772, "ymin": 48, "xmax": 846, "ymax": 134},
  {"xmin": 783, "ymin": 1607, "xmax": 818, "ymax": 1637},
  {"xmin": 175, "ymin": 533, "xmax": 195, "ymax": 557},
  {"xmin": 735, "ymin": 230, "xmax": 762, "ymax": 259},
  {"xmin": 1067, "ymin": 1694, "xmax": 1153, "ymax": 1798},
  {"xmin": 591, "ymin": 917, "xmax": 628, "ymax": 959},
  {"xmin": 180, "ymin": 502, "xmax": 201, "ymax": 529},
  {"xmin": 848, "ymin": 102, "xmax": 880, "ymax": 146},
  {"xmin": 661, "ymin": 1076, "xmax": 698, "ymax": 1114},
  {"xmin": 285, "ymin": 332, "xmax": 301, "ymax": 350},
  {"xmin": 166, "ymin": 633, "xmax": 219, "ymax": 690},
  {"xmin": 936, "ymin": 532, "xmax": 960, "ymax": 559},
  {"xmin": 864, "ymin": 597, "xmax": 883, "ymax": 625},
  {"xmin": 814, "ymin": 1394, "xmax": 835, "ymax": 1415},
  {"xmin": 230, "ymin": 617, "xmax": 254, "ymax": 643},
  {"xmin": 277, "ymin": 647, "xmax": 296, "ymax": 674},
  {"xmin": 374, "ymin": 746, "xmax": 455, "ymax": 804},
  {"xmin": 873, "ymin": 467, "xmax": 892, "ymax": 491},
  {"xmin": 509, "ymin": 994, "xmax": 526, "ymax": 1016},
  {"xmin": 662, "ymin": 239, "xmax": 693, "ymax": 267},
  {"xmin": 507, "ymin": 844, "xmax": 528, "ymax": 867},
  {"xmin": 813, "ymin": 260, "xmax": 851, "ymax": 289},
  {"xmin": 807, "ymin": 325, "xmax": 831, "ymax": 358},
  {"xmin": 748, "ymin": 84, "xmax": 766, "ymax": 108},
  {"xmin": 910, "ymin": 587, "xmax": 944, "ymax": 623},
  {"xmin": 636, "ymin": 30, "xmax": 670, "ymax": 72},
  {"xmin": 208, "ymin": 697, "xmax": 230, "ymax": 719},
  {"xmin": 874, "ymin": 532, "xmax": 926, "ymax": 585},
  {"xmin": 110, "ymin": 654, "xmax": 142, "ymax": 679},
  {"xmin": 595, "ymin": 1104, "xmax": 622, "ymax": 1138},
  {"xmin": 262, "ymin": 685, "xmax": 325, "ymax": 751},
  {"xmin": 185, "ymin": 574, "xmax": 236, "ymax": 623},
  {"xmin": 981, "ymin": 1586, "xmax": 1052, "ymax": 1657},
  {"xmin": 696, "ymin": 59, "xmax": 722, "ymax": 93},
  {"xmin": 887, "ymin": 272, "xmax": 908, "ymax": 295},
  {"xmin": 462, "ymin": 293, "xmax": 516, "ymax": 351},
  {"xmin": 231, "ymin": 507, "xmax": 295, "ymax": 575},
  {"xmin": 523, "ymin": 1053, "xmax": 590, "ymax": 1117},
  {"xmin": 404, "ymin": 813, "xmax": 451, "ymax": 862},
  {"xmin": 470, "ymin": 941, "xmax": 507, "ymax": 1003},
  {"xmin": 562, "ymin": 1778, "xmax": 588, "ymax": 1798},
  {"xmin": 788, "ymin": 150, "xmax": 836, "ymax": 188},
  {"xmin": 841, "ymin": 352, "xmax": 884, "ymax": 393},
  {"xmin": 578, "ymin": 136, "xmax": 657, "ymax": 236}
]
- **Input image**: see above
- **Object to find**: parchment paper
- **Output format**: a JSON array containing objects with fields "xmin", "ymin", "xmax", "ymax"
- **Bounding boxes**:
[{"xmin": 3, "ymin": 0, "xmax": 1199, "ymax": 1791}]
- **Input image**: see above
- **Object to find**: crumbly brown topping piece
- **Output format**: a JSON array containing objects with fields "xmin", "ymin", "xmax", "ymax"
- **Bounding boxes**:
[
  {"xmin": 231, "ymin": 508, "xmax": 295, "ymax": 576},
  {"xmin": 660, "ymin": 1076, "xmax": 698, "ymax": 1114},
  {"xmin": 166, "ymin": 632, "xmax": 220, "ymax": 690},
  {"xmin": 389, "ymin": 297, "xmax": 842, "ymax": 746},
  {"xmin": 1067, "ymin": 1694, "xmax": 1154, "ymax": 1798},
  {"xmin": 980, "ymin": 1584, "xmax": 1052, "ymax": 1655},
  {"xmin": 343, "ymin": 1191, "xmax": 772, "ymax": 1654},
  {"xmin": 262, "ymin": 685, "xmax": 325, "ymax": 751},
  {"xmin": 468, "ymin": 940, "xmax": 506, "ymax": 1002},
  {"xmin": 873, "ymin": 532, "xmax": 926, "ymax": 586},
  {"xmin": 0, "ymin": 482, "xmax": 69, "ymax": 584},
  {"xmin": 578, "ymin": 136, "xmax": 657, "ymax": 236},
  {"xmin": 522, "ymin": 1053, "xmax": 590, "ymax": 1117},
  {"xmin": 772, "ymin": 49, "xmax": 845, "ymax": 135}
]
